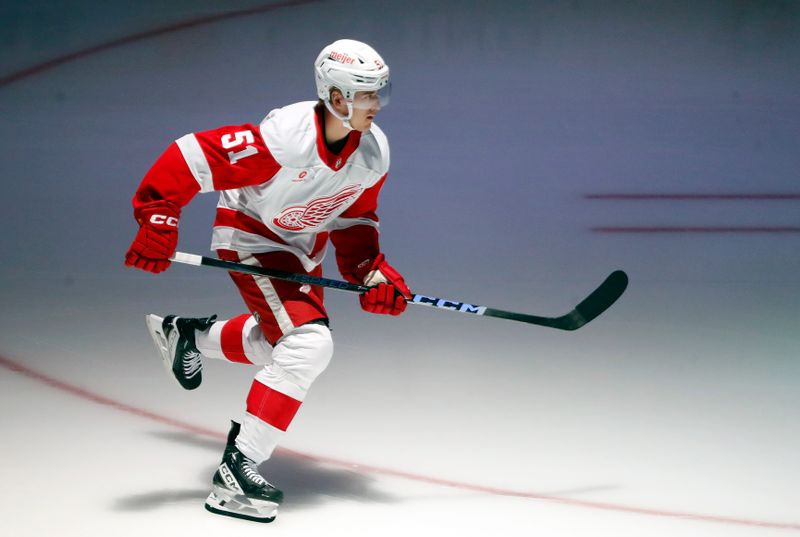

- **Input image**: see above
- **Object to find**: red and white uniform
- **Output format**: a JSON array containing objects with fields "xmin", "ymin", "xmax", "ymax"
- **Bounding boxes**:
[
  {"xmin": 134, "ymin": 101, "xmax": 391, "ymax": 463},
  {"xmin": 136, "ymin": 100, "xmax": 389, "ymax": 273},
  {"xmin": 135, "ymin": 100, "xmax": 391, "ymax": 342}
]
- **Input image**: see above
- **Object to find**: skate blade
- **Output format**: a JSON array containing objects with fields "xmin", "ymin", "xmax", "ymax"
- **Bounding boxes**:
[
  {"xmin": 205, "ymin": 488, "xmax": 278, "ymax": 523},
  {"xmin": 144, "ymin": 314, "xmax": 181, "ymax": 389}
]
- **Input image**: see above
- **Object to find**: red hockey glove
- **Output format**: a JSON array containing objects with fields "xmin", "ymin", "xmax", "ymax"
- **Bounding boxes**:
[
  {"xmin": 359, "ymin": 254, "xmax": 412, "ymax": 316},
  {"xmin": 124, "ymin": 200, "xmax": 180, "ymax": 274}
]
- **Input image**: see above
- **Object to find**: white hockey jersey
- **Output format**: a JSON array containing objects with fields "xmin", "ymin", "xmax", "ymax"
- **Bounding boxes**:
[{"xmin": 133, "ymin": 101, "xmax": 390, "ymax": 273}]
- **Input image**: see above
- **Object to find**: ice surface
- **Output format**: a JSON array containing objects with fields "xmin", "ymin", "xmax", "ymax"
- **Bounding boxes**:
[{"xmin": 1, "ymin": 1, "xmax": 798, "ymax": 536}]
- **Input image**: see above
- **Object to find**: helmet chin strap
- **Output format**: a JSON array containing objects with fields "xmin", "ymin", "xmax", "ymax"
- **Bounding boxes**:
[{"xmin": 323, "ymin": 99, "xmax": 355, "ymax": 131}]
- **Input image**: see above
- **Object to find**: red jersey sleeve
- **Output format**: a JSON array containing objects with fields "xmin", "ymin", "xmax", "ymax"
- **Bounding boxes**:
[
  {"xmin": 132, "ymin": 124, "xmax": 282, "ymax": 211},
  {"xmin": 330, "ymin": 174, "xmax": 387, "ymax": 283}
]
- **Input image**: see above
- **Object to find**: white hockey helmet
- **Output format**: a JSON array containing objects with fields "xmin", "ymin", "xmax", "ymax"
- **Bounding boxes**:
[{"xmin": 314, "ymin": 39, "xmax": 390, "ymax": 129}]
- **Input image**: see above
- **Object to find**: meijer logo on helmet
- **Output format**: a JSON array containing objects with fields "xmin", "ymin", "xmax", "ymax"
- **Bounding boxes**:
[{"xmin": 328, "ymin": 51, "xmax": 356, "ymax": 65}]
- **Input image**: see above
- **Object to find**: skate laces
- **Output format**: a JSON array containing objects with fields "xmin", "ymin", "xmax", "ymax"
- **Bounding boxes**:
[
  {"xmin": 183, "ymin": 350, "xmax": 202, "ymax": 377},
  {"xmin": 175, "ymin": 316, "xmax": 214, "ymax": 379},
  {"xmin": 241, "ymin": 455, "xmax": 268, "ymax": 486}
]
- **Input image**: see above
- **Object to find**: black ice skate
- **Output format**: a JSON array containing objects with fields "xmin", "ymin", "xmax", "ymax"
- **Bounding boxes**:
[
  {"xmin": 205, "ymin": 421, "xmax": 283, "ymax": 523},
  {"xmin": 145, "ymin": 314, "xmax": 216, "ymax": 390}
]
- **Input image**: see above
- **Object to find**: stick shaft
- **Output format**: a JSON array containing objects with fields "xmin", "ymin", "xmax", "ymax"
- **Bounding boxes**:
[
  {"xmin": 171, "ymin": 251, "xmax": 371, "ymax": 292},
  {"xmin": 172, "ymin": 251, "xmax": 498, "ymax": 314},
  {"xmin": 170, "ymin": 252, "xmax": 626, "ymax": 330},
  {"xmin": 172, "ymin": 253, "xmax": 489, "ymax": 312}
]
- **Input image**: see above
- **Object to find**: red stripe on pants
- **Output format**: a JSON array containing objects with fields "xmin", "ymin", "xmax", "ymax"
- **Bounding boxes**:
[
  {"xmin": 220, "ymin": 314, "xmax": 253, "ymax": 364},
  {"xmin": 246, "ymin": 380, "xmax": 302, "ymax": 432},
  {"xmin": 230, "ymin": 271, "xmax": 286, "ymax": 345},
  {"xmin": 217, "ymin": 249, "xmax": 328, "ymax": 346}
]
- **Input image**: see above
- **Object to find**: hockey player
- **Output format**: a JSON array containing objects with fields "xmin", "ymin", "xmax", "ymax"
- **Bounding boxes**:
[{"xmin": 124, "ymin": 39, "xmax": 410, "ymax": 523}]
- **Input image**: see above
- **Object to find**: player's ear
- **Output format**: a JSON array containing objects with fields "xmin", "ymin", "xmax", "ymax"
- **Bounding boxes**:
[{"xmin": 329, "ymin": 89, "xmax": 347, "ymax": 114}]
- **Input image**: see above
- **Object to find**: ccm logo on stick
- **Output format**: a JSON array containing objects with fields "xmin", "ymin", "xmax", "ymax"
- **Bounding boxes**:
[
  {"xmin": 149, "ymin": 215, "xmax": 178, "ymax": 227},
  {"xmin": 412, "ymin": 295, "xmax": 486, "ymax": 315}
]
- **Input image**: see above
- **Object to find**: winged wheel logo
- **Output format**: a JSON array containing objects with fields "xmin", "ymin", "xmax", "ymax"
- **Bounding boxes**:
[{"xmin": 273, "ymin": 185, "xmax": 363, "ymax": 231}]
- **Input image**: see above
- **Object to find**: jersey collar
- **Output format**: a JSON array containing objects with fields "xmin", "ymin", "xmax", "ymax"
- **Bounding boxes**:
[{"xmin": 314, "ymin": 103, "xmax": 362, "ymax": 172}]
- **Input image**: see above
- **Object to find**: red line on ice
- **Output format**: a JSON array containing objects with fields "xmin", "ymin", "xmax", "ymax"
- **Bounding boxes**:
[
  {"xmin": 0, "ymin": 0, "xmax": 321, "ymax": 89},
  {"xmin": 1, "ymin": 354, "xmax": 798, "ymax": 531},
  {"xmin": 585, "ymin": 193, "xmax": 800, "ymax": 201},
  {"xmin": 592, "ymin": 226, "xmax": 800, "ymax": 234}
]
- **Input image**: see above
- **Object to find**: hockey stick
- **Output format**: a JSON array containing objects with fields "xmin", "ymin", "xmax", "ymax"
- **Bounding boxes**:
[{"xmin": 170, "ymin": 252, "xmax": 628, "ymax": 331}]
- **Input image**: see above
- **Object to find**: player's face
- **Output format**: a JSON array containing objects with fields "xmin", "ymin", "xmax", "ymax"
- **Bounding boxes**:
[{"xmin": 349, "ymin": 91, "xmax": 381, "ymax": 132}]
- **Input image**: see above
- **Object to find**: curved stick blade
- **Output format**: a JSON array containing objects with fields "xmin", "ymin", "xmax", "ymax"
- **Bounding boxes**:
[{"xmin": 562, "ymin": 270, "xmax": 629, "ymax": 330}]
